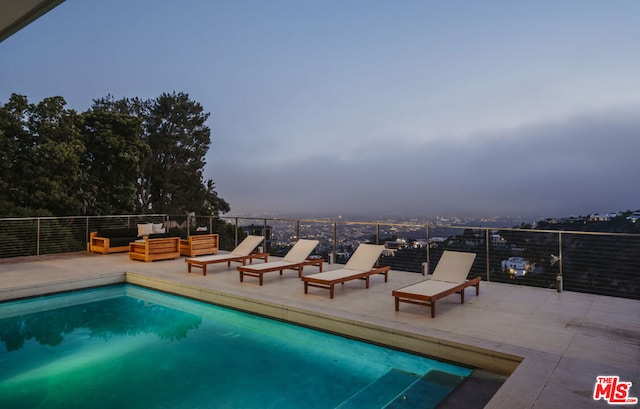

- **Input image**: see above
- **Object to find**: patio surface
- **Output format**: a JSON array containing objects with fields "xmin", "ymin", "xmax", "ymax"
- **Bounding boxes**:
[{"xmin": 0, "ymin": 251, "xmax": 638, "ymax": 409}]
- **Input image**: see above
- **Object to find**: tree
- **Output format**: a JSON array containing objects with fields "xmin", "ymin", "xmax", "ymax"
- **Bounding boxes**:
[
  {"xmin": 91, "ymin": 92, "xmax": 229, "ymax": 216},
  {"xmin": 1, "ymin": 92, "xmax": 230, "ymax": 217},
  {"xmin": 0, "ymin": 94, "xmax": 32, "ymax": 215},
  {"xmin": 0, "ymin": 94, "xmax": 84, "ymax": 216},
  {"xmin": 200, "ymin": 179, "xmax": 230, "ymax": 216},
  {"xmin": 80, "ymin": 108, "xmax": 149, "ymax": 215},
  {"xmin": 143, "ymin": 92, "xmax": 228, "ymax": 215}
]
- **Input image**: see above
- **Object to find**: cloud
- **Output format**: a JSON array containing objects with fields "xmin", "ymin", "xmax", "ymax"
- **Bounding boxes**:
[{"xmin": 213, "ymin": 105, "xmax": 640, "ymax": 218}]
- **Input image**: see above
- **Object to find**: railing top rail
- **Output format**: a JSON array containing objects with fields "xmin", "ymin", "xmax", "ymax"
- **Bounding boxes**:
[
  {"xmin": 218, "ymin": 216, "xmax": 429, "ymax": 228},
  {"xmin": 222, "ymin": 216, "xmax": 640, "ymax": 238},
  {"xmin": 483, "ymin": 226, "xmax": 640, "ymax": 238},
  {"xmin": 0, "ymin": 214, "xmax": 167, "ymax": 222},
  {"xmin": 1, "ymin": 214, "xmax": 638, "ymax": 238}
]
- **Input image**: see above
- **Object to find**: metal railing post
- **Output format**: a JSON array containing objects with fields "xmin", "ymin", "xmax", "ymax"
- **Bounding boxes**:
[
  {"xmin": 85, "ymin": 217, "xmax": 89, "ymax": 251},
  {"xmin": 557, "ymin": 232, "xmax": 563, "ymax": 292},
  {"xmin": 486, "ymin": 228, "xmax": 491, "ymax": 282},
  {"xmin": 424, "ymin": 224, "xmax": 430, "ymax": 275},
  {"xmin": 234, "ymin": 217, "xmax": 239, "ymax": 247},
  {"xmin": 333, "ymin": 222, "xmax": 337, "ymax": 264},
  {"xmin": 36, "ymin": 218, "xmax": 41, "ymax": 256},
  {"xmin": 559, "ymin": 232, "xmax": 563, "ymax": 277},
  {"xmin": 263, "ymin": 218, "xmax": 268, "ymax": 252}
]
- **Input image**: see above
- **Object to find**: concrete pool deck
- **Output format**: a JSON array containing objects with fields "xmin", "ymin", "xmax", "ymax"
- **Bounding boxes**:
[{"xmin": 0, "ymin": 252, "xmax": 638, "ymax": 409}]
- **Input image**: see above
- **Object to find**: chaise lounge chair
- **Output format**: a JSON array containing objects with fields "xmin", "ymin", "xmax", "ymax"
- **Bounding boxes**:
[
  {"xmin": 392, "ymin": 250, "xmax": 480, "ymax": 318},
  {"xmin": 237, "ymin": 239, "xmax": 321, "ymax": 285},
  {"xmin": 185, "ymin": 235, "xmax": 267, "ymax": 275},
  {"xmin": 302, "ymin": 244, "xmax": 390, "ymax": 299}
]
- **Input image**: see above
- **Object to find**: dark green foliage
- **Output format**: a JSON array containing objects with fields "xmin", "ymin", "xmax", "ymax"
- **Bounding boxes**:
[
  {"xmin": 0, "ymin": 94, "xmax": 85, "ymax": 216},
  {"xmin": 80, "ymin": 108, "xmax": 149, "ymax": 215},
  {"xmin": 214, "ymin": 219, "xmax": 248, "ymax": 251},
  {"xmin": 0, "ymin": 92, "xmax": 229, "ymax": 217},
  {"xmin": 89, "ymin": 92, "xmax": 230, "ymax": 216}
]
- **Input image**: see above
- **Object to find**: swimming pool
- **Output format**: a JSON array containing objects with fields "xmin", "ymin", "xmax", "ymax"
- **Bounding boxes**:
[{"xmin": 0, "ymin": 284, "xmax": 472, "ymax": 408}]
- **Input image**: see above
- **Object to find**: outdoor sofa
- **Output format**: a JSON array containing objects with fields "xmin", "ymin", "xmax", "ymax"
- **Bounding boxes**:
[{"xmin": 90, "ymin": 222, "xmax": 173, "ymax": 254}]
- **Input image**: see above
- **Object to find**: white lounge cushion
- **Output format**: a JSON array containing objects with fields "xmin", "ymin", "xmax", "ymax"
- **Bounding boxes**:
[
  {"xmin": 344, "ymin": 244, "xmax": 385, "ymax": 271},
  {"xmin": 394, "ymin": 280, "xmax": 461, "ymax": 297},
  {"xmin": 303, "ymin": 268, "xmax": 362, "ymax": 281},
  {"xmin": 186, "ymin": 235, "xmax": 264, "ymax": 263},
  {"xmin": 430, "ymin": 251, "xmax": 477, "ymax": 284},
  {"xmin": 230, "ymin": 235, "xmax": 265, "ymax": 256},
  {"xmin": 282, "ymin": 239, "xmax": 319, "ymax": 263}
]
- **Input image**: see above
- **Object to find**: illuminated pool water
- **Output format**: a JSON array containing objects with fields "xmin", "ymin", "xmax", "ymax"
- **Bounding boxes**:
[{"xmin": 0, "ymin": 285, "xmax": 472, "ymax": 408}]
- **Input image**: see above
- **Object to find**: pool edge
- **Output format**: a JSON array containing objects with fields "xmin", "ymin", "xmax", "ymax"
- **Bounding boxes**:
[{"xmin": 124, "ymin": 271, "xmax": 522, "ymax": 376}]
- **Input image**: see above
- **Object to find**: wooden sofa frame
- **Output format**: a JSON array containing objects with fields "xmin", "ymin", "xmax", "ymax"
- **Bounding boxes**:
[
  {"xmin": 89, "ymin": 231, "xmax": 132, "ymax": 254},
  {"xmin": 180, "ymin": 234, "xmax": 219, "ymax": 257},
  {"xmin": 129, "ymin": 237, "xmax": 181, "ymax": 262}
]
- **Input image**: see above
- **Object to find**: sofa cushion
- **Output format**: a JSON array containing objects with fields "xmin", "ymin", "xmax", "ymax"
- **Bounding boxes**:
[
  {"xmin": 110, "ymin": 237, "xmax": 138, "ymax": 247},
  {"xmin": 137, "ymin": 223, "xmax": 153, "ymax": 237},
  {"xmin": 148, "ymin": 233, "xmax": 170, "ymax": 239},
  {"xmin": 167, "ymin": 228, "xmax": 188, "ymax": 239},
  {"xmin": 97, "ymin": 227, "xmax": 136, "ymax": 239}
]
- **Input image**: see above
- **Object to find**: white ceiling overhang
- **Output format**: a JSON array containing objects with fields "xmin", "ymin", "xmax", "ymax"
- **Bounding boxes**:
[{"xmin": 0, "ymin": 0, "xmax": 65, "ymax": 43}]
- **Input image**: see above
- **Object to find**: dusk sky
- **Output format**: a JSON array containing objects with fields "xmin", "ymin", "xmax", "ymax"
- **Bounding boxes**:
[{"xmin": 2, "ymin": 1, "xmax": 639, "ymax": 219}]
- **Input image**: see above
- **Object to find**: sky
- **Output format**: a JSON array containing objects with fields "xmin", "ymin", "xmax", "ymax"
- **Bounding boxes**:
[{"xmin": 1, "ymin": 0, "xmax": 640, "ymax": 220}]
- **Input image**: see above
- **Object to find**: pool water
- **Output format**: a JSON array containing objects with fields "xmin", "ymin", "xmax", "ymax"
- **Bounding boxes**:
[{"xmin": 0, "ymin": 285, "xmax": 472, "ymax": 408}]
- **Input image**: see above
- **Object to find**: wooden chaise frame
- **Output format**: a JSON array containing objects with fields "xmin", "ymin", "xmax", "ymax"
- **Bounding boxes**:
[
  {"xmin": 392, "ymin": 276, "xmax": 481, "ymax": 318},
  {"xmin": 238, "ymin": 257, "xmax": 323, "ymax": 285},
  {"xmin": 187, "ymin": 252, "xmax": 268, "ymax": 275},
  {"xmin": 303, "ymin": 265, "xmax": 390, "ymax": 299},
  {"xmin": 301, "ymin": 244, "xmax": 389, "ymax": 299},
  {"xmin": 392, "ymin": 251, "xmax": 480, "ymax": 318},
  {"xmin": 185, "ymin": 235, "xmax": 266, "ymax": 275},
  {"xmin": 236, "ymin": 239, "xmax": 320, "ymax": 286}
]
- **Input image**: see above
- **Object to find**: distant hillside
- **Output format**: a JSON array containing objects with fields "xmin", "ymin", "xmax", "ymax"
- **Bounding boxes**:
[{"xmin": 525, "ymin": 210, "xmax": 640, "ymax": 233}]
